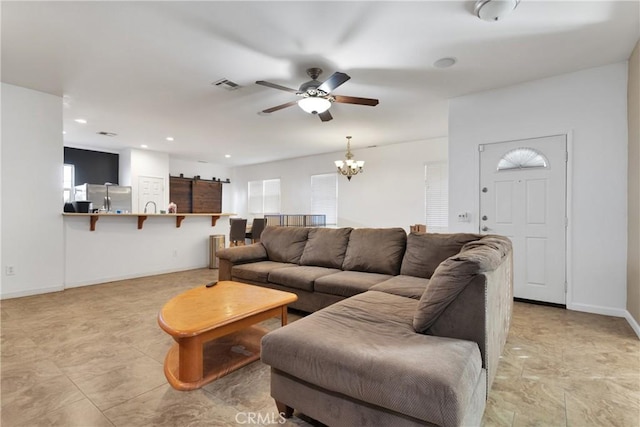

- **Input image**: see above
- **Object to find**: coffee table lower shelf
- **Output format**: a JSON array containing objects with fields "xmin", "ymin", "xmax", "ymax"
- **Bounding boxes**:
[{"xmin": 164, "ymin": 325, "xmax": 269, "ymax": 391}]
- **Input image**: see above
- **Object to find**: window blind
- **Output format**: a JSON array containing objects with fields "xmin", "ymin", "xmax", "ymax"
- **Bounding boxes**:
[
  {"xmin": 63, "ymin": 164, "xmax": 75, "ymax": 203},
  {"xmin": 425, "ymin": 162, "xmax": 448, "ymax": 232},
  {"xmin": 248, "ymin": 180, "xmax": 263, "ymax": 214},
  {"xmin": 311, "ymin": 173, "xmax": 337, "ymax": 225},
  {"xmin": 263, "ymin": 179, "xmax": 281, "ymax": 214}
]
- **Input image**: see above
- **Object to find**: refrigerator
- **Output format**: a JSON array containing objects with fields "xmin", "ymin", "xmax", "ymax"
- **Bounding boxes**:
[{"xmin": 74, "ymin": 184, "xmax": 132, "ymax": 213}]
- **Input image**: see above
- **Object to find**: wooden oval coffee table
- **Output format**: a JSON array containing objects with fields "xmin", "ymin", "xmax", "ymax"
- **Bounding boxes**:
[{"xmin": 158, "ymin": 280, "xmax": 298, "ymax": 391}]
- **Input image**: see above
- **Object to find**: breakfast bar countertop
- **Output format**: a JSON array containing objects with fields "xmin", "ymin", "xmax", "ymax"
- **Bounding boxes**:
[{"xmin": 62, "ymin": 212, "xmax": 235, "ymax": 231}]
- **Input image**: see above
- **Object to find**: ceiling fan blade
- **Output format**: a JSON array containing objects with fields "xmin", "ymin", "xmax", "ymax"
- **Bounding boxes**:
[
  {"xmin": 317, "ymin": 72, "xmax": 350, "ymax": 94},
  {"xmin": 256, "ymin": 80, "xmax": 300, "ymax": 94},
  {"xmin": 333, "ymin": 95, "xmax": 379, "ymax": 106},
  {"xmin": 318, "ymin": 110, "xmax": 333, "ymax": 122},
  {"xmin": 262, "ymin": 101, "xmax": 299, "ymax": 114}
]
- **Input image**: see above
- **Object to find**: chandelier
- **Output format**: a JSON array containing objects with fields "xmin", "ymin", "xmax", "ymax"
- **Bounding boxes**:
[{"xmin": 334, "ymin": 136, "xmax": 364, "ymax": 181}]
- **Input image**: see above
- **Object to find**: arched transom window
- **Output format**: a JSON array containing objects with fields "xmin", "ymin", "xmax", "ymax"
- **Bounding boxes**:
[{"xmin": 497, "ymin": 147, "xmax": 549, "ymax": 171}]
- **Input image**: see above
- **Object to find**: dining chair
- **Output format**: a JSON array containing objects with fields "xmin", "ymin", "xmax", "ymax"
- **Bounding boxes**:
[
  {"xmin": 248, "ymin": 218, "xmax": 267, "ymax": 243},
  {"xmin": 229, "ymin": 218, "xmax": 248, "ymax": 247}
]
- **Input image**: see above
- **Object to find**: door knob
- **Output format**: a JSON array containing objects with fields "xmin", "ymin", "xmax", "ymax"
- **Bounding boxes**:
[
  {"xmin": 482, "ymin": 187, "xmax": 488, "ymax": 193},
  {"xmin": 482, "ymin": 226, "xmax": 489, "ymax": 232},
  {"xmin": 482, "ymin": 215, "xmax": 488, "ymax": 221}
]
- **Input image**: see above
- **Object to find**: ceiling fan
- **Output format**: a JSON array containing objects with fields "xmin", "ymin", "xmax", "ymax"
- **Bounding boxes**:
[{"xmin": 256, "ymin": 68, "xmax": 379, "ymax": 122}]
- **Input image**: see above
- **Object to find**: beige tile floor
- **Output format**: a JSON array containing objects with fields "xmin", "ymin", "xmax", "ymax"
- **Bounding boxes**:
[{"xmin": 1, "ymin": 269, "xmax": 638, "ymax": 426}]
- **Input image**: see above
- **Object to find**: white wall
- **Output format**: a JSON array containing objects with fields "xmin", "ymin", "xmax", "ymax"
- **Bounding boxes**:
[
  {"xmin": 627, "ymin": 40, "xmax": 640, "ymax": 335},
  {"xmin": 1, "ymin": 83, "xmax": 65, "ymax": 298},
  {"xmin": 449, "ymin": 62, "xmax": 629, "ymax": 315},
  {"xmin": 232, "ymin": 138, "xmax": 448, "ymax": 229}
]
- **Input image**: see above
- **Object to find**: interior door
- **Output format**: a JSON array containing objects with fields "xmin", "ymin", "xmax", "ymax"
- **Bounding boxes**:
[
  {"xmin": 138, "ymin": 176, "xmax": 165, "ymax": 213},
  {"xmin": 479, "ymin": 135, "xmax": 567, "ymax": 304}
]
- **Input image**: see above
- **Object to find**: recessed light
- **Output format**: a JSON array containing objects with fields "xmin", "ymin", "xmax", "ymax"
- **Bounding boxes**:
[
  {"xmin": 141, "ymin": 144, "xmax": 148, "ymax": 148},
  {"xmin": 74, "ymin": 118, "xmax": 87, "ymax": 124},
  {"xmin": 166, "ymin": 137, "xmax": 174, "ymax": 141},
  {"xmin": 62, "ymin": 131, "xmax": 67, "ymax": 135},
  {"xmin": 433, "ymin": 57, "xmax": 457, "ymax": 69},
  {"xmin": 225, "ymin": 154, "xmax": 231, "ymax": 158}
]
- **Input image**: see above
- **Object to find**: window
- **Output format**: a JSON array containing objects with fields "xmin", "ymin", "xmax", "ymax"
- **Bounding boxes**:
[
  {"xmin": 63, "ymin": 164, "xmax": 75, "ymax": 203},
  {"xmin": 311, "ymin": 173, "xmax": 338, "ymax": 226},
  {"xmin": 248, "ymin": 179, "xmax": 281, "ymax": 214},
  {"xmin": 425, "ymin": 162, "xmax": 448, "ymax": 232},
  {"xmin": 497, "ymin": 147, "xmax": 548, "ymax": 171}
]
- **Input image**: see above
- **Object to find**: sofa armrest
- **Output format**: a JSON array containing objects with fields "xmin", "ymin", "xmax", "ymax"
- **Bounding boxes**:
[
  {"xmin": 217, "ymin": 243, "xmax": 268, "ymax": 263},
  {"xmin": 427, "ymin": 250, "xmax": 513, "ymax": 394},
  {"xmin": 216, "ymin": 243, "xmax": 268, "ymax": 281}
]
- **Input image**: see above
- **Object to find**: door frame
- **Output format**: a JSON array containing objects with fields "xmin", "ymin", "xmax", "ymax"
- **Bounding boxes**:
[{"xmin": 477, "ymin": 131, "xmax": 574, "ymax": 306}]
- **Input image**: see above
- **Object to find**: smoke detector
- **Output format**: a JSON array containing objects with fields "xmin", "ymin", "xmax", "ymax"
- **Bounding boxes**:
[{"xmin": 474, "ymin": 0, "xmax": 520, "ymax": 22}]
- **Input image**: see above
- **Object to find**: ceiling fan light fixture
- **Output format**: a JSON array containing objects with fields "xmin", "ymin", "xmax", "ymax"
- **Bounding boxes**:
[
  {"xmin": 298, "ymin": 97, "xmax": 331, "ymax": 115},
  {"xmin": 474, "ymin": 0, "xmax": 520, "ymax": 21}
]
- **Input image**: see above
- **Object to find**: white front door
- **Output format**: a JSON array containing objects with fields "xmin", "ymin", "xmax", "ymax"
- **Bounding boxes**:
[
  {"xmin": 479, "ymin": 135, "xmax": 567, "ymax": 304},
  {"xmin": 138, "ymin": 176, "xmax": 164, "ymax": 213}
]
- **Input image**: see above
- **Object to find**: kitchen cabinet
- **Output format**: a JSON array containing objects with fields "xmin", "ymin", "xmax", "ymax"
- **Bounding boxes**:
[{"xmin": 169, "ymin": 176, "xmax": 222, "ymax": 213}]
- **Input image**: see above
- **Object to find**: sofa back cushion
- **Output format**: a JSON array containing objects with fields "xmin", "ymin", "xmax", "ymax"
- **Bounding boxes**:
[
  {"xmin": 300, "ymin": 227, "xmax": 353, "ymax": 269},
  {"xmin": 400, "ymin": 232, "xmax": 481, "ymax": 279},
  {"xmin": 342, "ymin": 228, "xmax": 407, "ymax": 275},
  {"xmin": 260, "ymin": 226, "xmax": 310, "ymax": 264},
  {"xmin": 413, "ymin": 235, "xmax": 512, "ymax": 332}
]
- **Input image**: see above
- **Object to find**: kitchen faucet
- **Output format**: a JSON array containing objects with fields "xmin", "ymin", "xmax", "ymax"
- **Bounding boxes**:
[{"xmin": 144, "ymin": 201, "xmax": 157, "ymax": 214}]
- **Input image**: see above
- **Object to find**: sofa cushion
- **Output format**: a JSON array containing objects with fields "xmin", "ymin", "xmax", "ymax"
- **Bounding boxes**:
[
  {"xmin": 314, "ymin": 271, "xmax": 392, "ymax": 298},
  {"xmin": 342, "ymin": 228, "xmax": 407, "ymax": 275},
  {"xmin": 260, "ymin": 226, "xmax": 310, "ymax": 264},
  {"xmin": 369, "ymin": 275, "xmax": 430, "ymax": 299},
  {"xmin": 268, "ymin": 266, "xmax": 341, "ymax": 292},
  {"xmin": 262, "ymin": 291, "xmax": 483, "ymax": 427},
  {"xmin": 413, "ymin": 235, "xmax": 511, "ymax": 332},
  {"xmin": 400, "ymin": 232, "xmax": 481, "ymax": 279},
  {"xmin": 231, "ymin": 261, "xmax": 296, "ymax": 284},
  {"xmin": 300, "ymin": 227, "xmax": 353, "ymax": 269}
]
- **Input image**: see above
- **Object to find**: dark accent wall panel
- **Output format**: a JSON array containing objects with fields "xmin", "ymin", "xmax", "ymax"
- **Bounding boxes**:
[{"xmin": 64, "ymin": 147, "xmax": 119, "ymax": 186}]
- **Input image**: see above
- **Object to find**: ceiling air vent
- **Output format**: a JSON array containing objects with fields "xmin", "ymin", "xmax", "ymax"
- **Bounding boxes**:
[
  {"xmin": 96, "ymin": 131, "xmax": 118, "ymax": 137},
  {"xmin": 212, "ymin": 78, "xmax": 241, "ymax": 91}
]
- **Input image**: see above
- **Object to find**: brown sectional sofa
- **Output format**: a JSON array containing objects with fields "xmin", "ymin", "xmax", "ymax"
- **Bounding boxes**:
[{"xmin": 217, "ymin": 226, "xmax": 513, "ymax": 427}]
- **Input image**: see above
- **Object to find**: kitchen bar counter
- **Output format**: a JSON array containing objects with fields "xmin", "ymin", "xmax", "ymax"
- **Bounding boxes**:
[
  {"xmin": 63, "ymin": 212, "xmax": 233, "ymax": 288},
  {"xmin": 63, "ymin": 213, "xmax": 235, "ymax": 231}
]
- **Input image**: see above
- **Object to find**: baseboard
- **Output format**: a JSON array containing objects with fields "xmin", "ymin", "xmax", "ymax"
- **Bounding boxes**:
[
  {"xmin": 624, "ymin": 311, "xmax": 640, "ymax": 339},
  {"xmin": 514, "ymin": 297, "xmax": 566, "ymax": 309},
  {"xmin": 567, "ymin": 302, "xmax": 628, "ymax": 318},
  {"xmin": 1, "ymin": 285, "xmax": 65, "ymax": 300},
  {"xmin": 64, "ymin": 264, "xmax": 209, "ymax": 288}
]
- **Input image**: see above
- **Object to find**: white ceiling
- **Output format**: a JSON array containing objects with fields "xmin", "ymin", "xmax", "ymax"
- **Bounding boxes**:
[{"xmin": 2, "ymin": 1, "xmax": 638, "ymax": 166}]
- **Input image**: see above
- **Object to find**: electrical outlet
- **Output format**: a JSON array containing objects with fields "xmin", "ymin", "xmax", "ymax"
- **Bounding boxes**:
[
  {"xmin": 6, "ymin": 266, "xmax": 15, "ymax": 276},
  {"xmin": 457, "ymin": 212, "xmax": 470, "ymax": 222}
]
